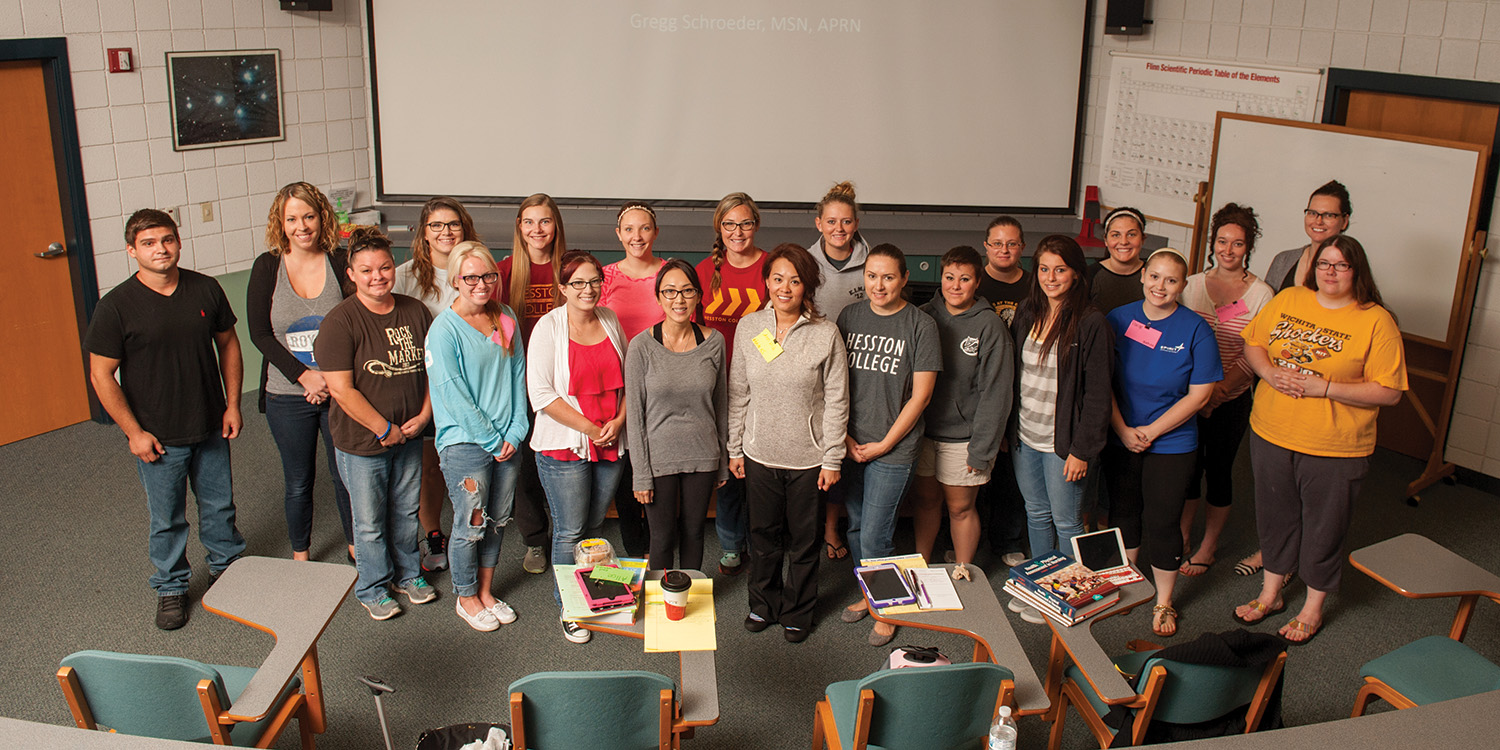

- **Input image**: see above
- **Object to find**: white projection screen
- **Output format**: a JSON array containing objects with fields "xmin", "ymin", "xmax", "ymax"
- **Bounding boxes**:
[{"xmin": 367, "ymin": 0, "xmax": 1090, "ymax": 210}]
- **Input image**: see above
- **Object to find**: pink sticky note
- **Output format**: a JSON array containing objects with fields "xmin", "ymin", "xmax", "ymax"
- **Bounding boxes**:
[
  {"xmin": 1124, "ymin": 319, "xmax": 1162, "ymax": 349},
  {"xmin": 1215, "ymin": 299, "xmax": 1248, "ymax": 323}
]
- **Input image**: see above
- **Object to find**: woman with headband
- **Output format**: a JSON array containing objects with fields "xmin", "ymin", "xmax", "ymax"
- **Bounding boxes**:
[
  {"xmin": 1103, "ymin": 248, "xmax": 1221, "ymax": 638},
  {"xmin": 1087, "ymin": 207, "xmax": 1148, "ymax": 314},
  {"xmin": 696, "ymin": 193, "xmax": 768, "ymax": 575}
]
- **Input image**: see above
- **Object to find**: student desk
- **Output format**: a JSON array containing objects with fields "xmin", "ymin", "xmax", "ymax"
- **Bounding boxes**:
[
  {"xmin": 576, "ymin": 569, "xmax": 719, "ymax": 733},
  {"xmin": 200, "ymin": 556, "xmax": 356, "ymax": 729},
  {"xmin": 1349, "ymin": 533, "xmax": 1500, "ymax": 641},
  {"xmin": 1040, "ymin": 578, "xmax": 1157, "ymax": 712},
  {"xmin": 867, "ymin": 563, "xmax": 1051, "ymax": 716}
]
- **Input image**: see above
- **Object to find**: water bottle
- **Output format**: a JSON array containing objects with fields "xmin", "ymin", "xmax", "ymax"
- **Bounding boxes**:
[{"xmin": 988, "ymin": 704, "xmax": 1017, "ymax": 750}]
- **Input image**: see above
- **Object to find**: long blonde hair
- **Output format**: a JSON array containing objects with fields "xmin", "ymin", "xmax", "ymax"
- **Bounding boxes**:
[
  {"xmin": 446, "ymin": 241, "xmax": 515, "ymax": 355},
  {"xmin": 507, "ymin": 193, "xmax": 567, "ymax": 317}
]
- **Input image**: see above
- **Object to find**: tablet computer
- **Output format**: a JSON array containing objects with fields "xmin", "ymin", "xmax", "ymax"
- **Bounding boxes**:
[
  {"xmin": 855, "ymin": 563, "xmax": 917, "ymax": 609},
  {"xmin": 1070, "ymin": 527, "xmax": 1145, "ymax": 585},
  {"xmin": 574, "ymin": 567, "xmax": 637, "ymax": 611}
]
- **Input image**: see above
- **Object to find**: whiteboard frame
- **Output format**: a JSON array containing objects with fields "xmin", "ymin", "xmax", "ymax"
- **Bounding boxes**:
[{"xmin": 1205, "ymin": 113, "xmax": 1487, "ymax": 348}]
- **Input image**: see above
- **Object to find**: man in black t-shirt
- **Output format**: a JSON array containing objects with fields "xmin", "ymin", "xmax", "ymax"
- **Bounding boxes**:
[
  {"xmin": 85, "ymin": 209, "xmax": 246, "ymax": 631},
  {"xmin": 974, "ymin": 216, "xmax": 1031, "ymax": 567}
]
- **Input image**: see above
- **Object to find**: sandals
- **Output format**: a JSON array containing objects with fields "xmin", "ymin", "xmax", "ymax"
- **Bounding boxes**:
[
  {"xmin": 1280, "ymin": 617, "xmax": 1321, "ymax": 645},
  {"xmin": 825, "ymin": 541, "xmax": 849, "ymax": 560},
  {"xmin": 1151, "ymin": 604, "xmax": 1178, "ymax": 638},
  {"xmin": 1233, "ymin": 553, "xmax": 1263, "ymax": 576},
  {"xmin": 1178, "ymin": 556, "xmax": 1214, "ymax": 577},
  {"xmin": 1233, "ymin": 598, "xmax": 1285, "ymax": 625}
]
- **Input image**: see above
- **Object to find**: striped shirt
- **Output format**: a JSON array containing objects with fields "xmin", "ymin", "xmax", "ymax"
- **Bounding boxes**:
[
  {"xmin": 1182, "ymin": 274, "xmax": 1274, "ymax": 401},
  {"xmin": 1017, "ymin": 333, "xmax": 1059, "ymax": 452}
]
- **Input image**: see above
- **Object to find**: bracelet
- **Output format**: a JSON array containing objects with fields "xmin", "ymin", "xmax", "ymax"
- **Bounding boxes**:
[
  {"xmin": 376, "ymin": 421, "xmax": 392, "ymax": 440},
  {"xmin": 1324, "ymin": 381, "xmax": 1332, "ymax": 399}
]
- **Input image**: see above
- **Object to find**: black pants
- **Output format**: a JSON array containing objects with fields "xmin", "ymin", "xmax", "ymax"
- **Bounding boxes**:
[
  {"xmin": 644, "ymin": 471, "xmax": 716, "ymax": 570},
  {"xmin": 1190, "ymin": 391, "xmax": 1253, "ymax": 507},
  {"xmin": 512, "ymin": 443, "xmax": 551, "ymax": 548},
  {"xmin": 612, "ymin": 462, "xmax": 652, "ymax": 558},
  {"xmin": 1102, "ymin": 446, "xmax": 1197, "ymax": 572},
  {"xmin": 981, "ymin": 448, "xmax": 1028, "ymax": 556},
  {"xmin": 745, "ymin": 459, "xmax": 823, "ymax": 630}
]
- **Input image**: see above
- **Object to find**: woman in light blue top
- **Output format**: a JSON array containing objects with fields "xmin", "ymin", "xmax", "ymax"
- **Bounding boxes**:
[{"xmin": 425, "ymin": 241, "xmax": 529, "ymax": 632}]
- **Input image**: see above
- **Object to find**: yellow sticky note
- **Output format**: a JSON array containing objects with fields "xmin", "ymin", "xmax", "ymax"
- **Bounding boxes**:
[
  {"xmin": 751, "ymin": 329, "xmax": 783, "ymax": 362},
  {"xmin": 644, "ymin": 579, "xmax": 717, "ymax": 653}
]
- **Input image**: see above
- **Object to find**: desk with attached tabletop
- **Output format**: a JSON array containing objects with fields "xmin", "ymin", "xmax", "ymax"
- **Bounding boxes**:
[
  {"xmin": 1350, "ymin": 533, "xmax": 1500, "ymax": 641},
  {"xmin": 867, "ymin": 563, "xmax": 1051, "ymax": 716},
  {"xmin": 200, "ymin": 556, "xmax": 356, "ymax": 731},
  {"xmin": 1040, "ymin": 578, "xmax": 1157, "ymax": 712},
  {"xmin": 576, "ymin": 569, "xmax": 719, "ymax": 734}
]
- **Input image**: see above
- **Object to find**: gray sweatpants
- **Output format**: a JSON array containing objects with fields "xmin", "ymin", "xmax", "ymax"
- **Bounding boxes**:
[{"xmin": 1249, "ymin": 432, "xmax": 1370, "ymax": 593}]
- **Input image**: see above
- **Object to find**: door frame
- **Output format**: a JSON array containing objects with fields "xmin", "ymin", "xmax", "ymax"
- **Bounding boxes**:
[{"xmin": 2, "ymin": 37, "xmax": 104, "ymax": 421}]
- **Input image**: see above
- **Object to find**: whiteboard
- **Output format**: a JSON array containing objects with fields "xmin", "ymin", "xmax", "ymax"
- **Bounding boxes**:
[
  {"xmin": 1208, "ymin": 114, "xmax": 1484, "ymax": 344},
  {"xmin": 1099, "ymin": 53, "xmax": 1322, "ymax": 225}
]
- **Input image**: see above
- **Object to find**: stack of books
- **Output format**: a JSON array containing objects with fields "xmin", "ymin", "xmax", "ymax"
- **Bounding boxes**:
[
  {"xmin": 555, "ymin": 559, "xmax": 647, "ymax": 626},
  {"xmin": 1002, "ymin": 550, "xmax": 1119, "ymax": 626}
]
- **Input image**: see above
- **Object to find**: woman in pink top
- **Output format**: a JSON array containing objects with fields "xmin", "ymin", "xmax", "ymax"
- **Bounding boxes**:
[
  {"xmin": 1177, "ymin": 203, "xmax": 1274, "ymax": 576},
  {"xmin": 601, "ymin": 200, "xmax": 666, "ymax": 557}
]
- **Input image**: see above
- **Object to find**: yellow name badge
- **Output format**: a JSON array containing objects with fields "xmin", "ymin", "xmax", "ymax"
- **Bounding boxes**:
[{"xmin": 751, "ymin": 329, "xmax": 783, "ymax": 362}]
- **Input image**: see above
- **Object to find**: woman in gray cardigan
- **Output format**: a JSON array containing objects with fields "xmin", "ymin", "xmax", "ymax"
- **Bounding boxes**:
[
  {"xmin": 727, "ymin": 244, "xmax": 849, "ymax": 643},
  {"xmin": 625, "ymin": 259, "xmax": 728, "ymax": 571}
]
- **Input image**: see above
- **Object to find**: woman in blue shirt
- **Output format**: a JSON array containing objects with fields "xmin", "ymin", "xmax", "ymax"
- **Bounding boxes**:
[
  {"xmin": 425, "ymin": 241, "xmax": 530, "ymax": 632},
  {"xmin": 1103, "ymin": 249, "xmax": 1221, "ymax": 637}
]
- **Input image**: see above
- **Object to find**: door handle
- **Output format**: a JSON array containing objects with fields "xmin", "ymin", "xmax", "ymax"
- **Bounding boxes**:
[{"xmin": 35, "ymin": 242, "xmax": 66, "ymax": 259}]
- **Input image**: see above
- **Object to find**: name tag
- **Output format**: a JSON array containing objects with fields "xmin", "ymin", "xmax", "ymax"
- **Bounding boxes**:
[
  {"xmin": 1215, "ymin": 299, "xmax": 1248, "ymax": 323},
  {"xmin": 1124, "ymin": 319, "xmax": 1162, "ymax": 349},
  {"xmin": 751, "ymin": 329, "xmax": 783, "ymax": 362}
]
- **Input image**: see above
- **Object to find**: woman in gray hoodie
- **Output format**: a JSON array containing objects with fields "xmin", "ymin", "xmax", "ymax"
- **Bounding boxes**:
[
  {"xmin": 727, "ymin": 243, "xmax": 849, "ymax": 643},
  {"xmin": 912, "ymin": 246, "xmax": 1014, "ymax": 572}
]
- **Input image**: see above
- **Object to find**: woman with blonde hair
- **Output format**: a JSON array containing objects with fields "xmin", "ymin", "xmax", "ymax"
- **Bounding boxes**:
[
  {"xmin": 394, "ymin": 197, "xmax": 481, "ymax": 573},
  {"xmin": 247, "ymin": 182, "xmax": 354, "ymax": 561}
]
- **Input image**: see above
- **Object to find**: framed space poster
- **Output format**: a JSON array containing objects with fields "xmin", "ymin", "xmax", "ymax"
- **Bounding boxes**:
[{"xmin": 166, "ymin": 50, "xmax": 284, "ymax": 151}]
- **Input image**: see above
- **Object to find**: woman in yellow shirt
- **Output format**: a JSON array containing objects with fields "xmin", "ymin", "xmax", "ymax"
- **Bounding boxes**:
[{"xmin": 1233, "ymin": 235, "xmax": 1406, "ymax": 644}]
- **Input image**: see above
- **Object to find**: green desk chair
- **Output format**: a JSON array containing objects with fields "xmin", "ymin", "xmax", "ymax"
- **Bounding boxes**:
[
  {"xmin": 1048, "ymin": 644, "xmax": 1286, "ymax": 750},
  {"xmin": 56, "ymin": 650, "xmax": 312, "ymax": 748},
  {"xmin": 810, "ymin": 662, "xmax": 1016, "ymax": 750},
  {"xmin": 1351, "ymin": 594, "xmax": 1500, "ymax": 716},
  {"xmin": 508, "ymin": 670, "xmax": 676, "ymax": 750}
]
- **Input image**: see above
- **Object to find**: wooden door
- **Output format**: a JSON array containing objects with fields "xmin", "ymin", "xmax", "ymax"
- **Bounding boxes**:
[{"xmin": 0, "ymin": 61, "xmax": 91, "ymax": 443}]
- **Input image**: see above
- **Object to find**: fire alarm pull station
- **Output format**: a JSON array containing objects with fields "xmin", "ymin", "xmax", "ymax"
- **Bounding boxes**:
[{"xmin": 107, "ymin": 48, "xmax": 134, "ymax": 73}]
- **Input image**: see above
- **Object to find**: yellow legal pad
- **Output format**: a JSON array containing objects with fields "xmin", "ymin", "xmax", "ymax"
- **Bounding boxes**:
[{"xmin": 643, "ymin": 579, "xmax": 717, "ymax": 653}]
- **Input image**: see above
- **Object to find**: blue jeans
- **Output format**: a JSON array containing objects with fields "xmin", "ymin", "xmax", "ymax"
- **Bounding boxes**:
[
  {"xmin": 713, "ymin": 474, "xmax": 747, "ymax": 556},
  {"xmin": 137, "ymin": 435, "xmax": 245, "ymax": 595},
  {"xmin": 265, "ymin": 393, "xmax": 353, "ymax": 550},
  {"xmin": 337, "ymin": 441, "xmax": 423, "ymax": 605},
  {"xmin": 439, "ymin": 443, "xmax": 520, "ymax": 597},
  {"xmin": 1012, "ymin": 442, "xmax": 1086, "ymax": 558},
  {"xmin": 843, "ymin": 458, "xmax": 914, "ymax": 563},
  {"xmin": 535, "ymin": 454, "xmax": 624, "ymax": 606}
]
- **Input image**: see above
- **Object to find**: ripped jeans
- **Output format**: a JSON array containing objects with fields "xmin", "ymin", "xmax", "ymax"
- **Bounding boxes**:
[{"xmin": 439, "ymin": 443, "xmax": 521, "ymax": 597}]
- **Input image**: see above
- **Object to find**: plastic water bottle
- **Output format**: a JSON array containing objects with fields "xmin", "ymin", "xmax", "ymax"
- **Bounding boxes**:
[{"xmin": 988, "ymin": 704, "xmax": 1018, "ymax": 750}]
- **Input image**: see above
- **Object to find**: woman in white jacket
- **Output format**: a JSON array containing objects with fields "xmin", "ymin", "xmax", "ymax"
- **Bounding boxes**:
[{"xmin": 527, "ymin": 250, "xmax": 629, "ymax": 644}]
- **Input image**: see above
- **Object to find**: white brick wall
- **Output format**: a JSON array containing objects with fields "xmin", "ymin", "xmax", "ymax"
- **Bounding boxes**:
[
  {"xmin": 3, "ymin": 0, "xmax": 371, "ymax": 291},
  {"xmin": 1083, "ymin": 1, "xmax": 1500, "ymax": 474}
]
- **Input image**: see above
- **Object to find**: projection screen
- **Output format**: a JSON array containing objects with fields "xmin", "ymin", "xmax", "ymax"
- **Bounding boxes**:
[{"xmin": 367, "ymin": 0, "xmax": 1091, "ymax": 210}]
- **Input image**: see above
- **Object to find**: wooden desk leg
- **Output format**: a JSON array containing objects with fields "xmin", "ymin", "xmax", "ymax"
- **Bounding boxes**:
[
  {"xmin": 1450, "ymin": 595, "xmax": 1478, "ymax": 641},
  {"xmin": 301, "ymin": 646, "xmax": 327, "ymax": 735},
  {"xmin": 1044, "ymin": 636, "xmax": 1068, "ymax": 723},
  {"xmin": 972, "ymin": 640, "xmax": 994, "ymax": 664}
]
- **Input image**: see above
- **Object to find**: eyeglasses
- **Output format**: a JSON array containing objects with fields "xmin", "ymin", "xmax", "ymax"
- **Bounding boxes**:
[
  {"xmin": 985, "ymin": 240, "xmax": 1024, "ymax": 251},
  {"xmin": 426, "ymin": 220, "xmax": 463, "ymax": 233},
  {"xmin": 720, "ymin": 220, "xmax": 757, "ymax": 232},
  {"xmin": 1315, "ymin": 260, "xmax": 1352, "ymax": 272},
  {"xmin": 659, "ymin": 288, "xmax": 700, "ymax": 300},
  {"xmin": 459, "ymin": 272, "xmax": 500, "ymax": 287},
  {"xmin": 1304, "ymin": 209, "xmax": 1345, "ymax": 222},
  {"xmin": 565, "ymin": 278, "xmax": 604, "ymax": 290}
]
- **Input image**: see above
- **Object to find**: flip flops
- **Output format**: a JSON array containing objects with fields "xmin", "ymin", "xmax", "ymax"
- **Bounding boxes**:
[
  {"xmin": 1233, "ymin": 598, "xmax": 1285, "ymax": 625},
  {"xmin": 1178, "ymin": 557, "xmax": 1214, "ymax": 576},
  {"xmin": 1280, "ymin": 617, "xmax": 1320, "ymax": 645},
  {"xmin": 1233, "ymin": 553, "xmax": 1263, "ymax": 576},
  {"xmin": 825, "ymin": 542, "xmax": 849, "ymax": 560},
  {"xmin": 1151, "ymin": 604, "xmax": 1179, "ymax": 637}
]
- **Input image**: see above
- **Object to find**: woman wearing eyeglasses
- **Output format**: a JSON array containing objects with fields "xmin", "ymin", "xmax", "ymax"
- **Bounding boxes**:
[
  {"xmin": 394, "ymin": 197, "xmax": 482, "ymax": 574},
  {"xmin": 528, "ymin": 250, "xmax": 629, "ymax": 644},
  {"xmin": 1234, "ymin": 235, "xmax": 1405, "ymax": 644},
  {"xmin": 1231, "ymin": 180, "xmax": 1351, "ymax": 579},
  {"xmin": 424, "ymin": 242, "xmax": 527, "ymax": 632},
  {"xmin": 626, "ymin": 259, "xmax": 727, "ymax": 571},
  {"xmin": 696, "ymin": 193, "xmax": 767, "ymax": 575}
]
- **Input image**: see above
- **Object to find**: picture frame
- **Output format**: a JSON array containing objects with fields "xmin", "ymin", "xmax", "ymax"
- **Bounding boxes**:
[{"xmin": 166, "ymin": 49, "xmax": 284, "ymax": 151}]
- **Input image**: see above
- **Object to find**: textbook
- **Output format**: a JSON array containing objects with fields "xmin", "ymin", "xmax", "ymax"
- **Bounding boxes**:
[
  {"xmin": 1001, "ymin": 581, "xmax": 1114, "ymax": 626},
  {"xmin": 1007, "ymin": 550, "xmax": 1119, "ymax": 620},
  {"xmin": 555, "ymin": 562, "xmax": 647, "ymax": 624}
]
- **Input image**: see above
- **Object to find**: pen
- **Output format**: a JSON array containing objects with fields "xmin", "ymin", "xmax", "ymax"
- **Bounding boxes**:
[{"xmin": 917, "ymin": 579, "xmax": 930, "ymax": 607}]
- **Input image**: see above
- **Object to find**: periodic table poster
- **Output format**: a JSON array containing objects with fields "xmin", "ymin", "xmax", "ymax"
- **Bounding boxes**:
[{"xmin": 1099, "ymin": 52, "xmax": 1323, "ymax": 226}]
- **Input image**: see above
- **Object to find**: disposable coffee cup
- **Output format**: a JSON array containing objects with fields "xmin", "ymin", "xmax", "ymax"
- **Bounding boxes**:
[{"xmin": 661, "ymin": 570, "xmax": 692, "ymax": 621}]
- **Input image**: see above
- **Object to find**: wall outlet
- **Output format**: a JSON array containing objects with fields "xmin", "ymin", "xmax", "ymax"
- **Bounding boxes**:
[
  {"xmin": 164, "ymin": 206, "xmax": 179, "ymax": 224},
  {"xmin": 200, "ymin": 202, "xmax": 214, "ymax": 222}
]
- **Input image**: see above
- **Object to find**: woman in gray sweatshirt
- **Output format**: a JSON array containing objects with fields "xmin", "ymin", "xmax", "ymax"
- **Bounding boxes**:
[
  {"xmin": 625, "ymin": 259, "xmax": 728, "ymax": 571},
  {"xmin": 912, "ymin": 246, "xmax": 1014, "ymax": 571},
  {"xmin": 727, "ymin": 243, "xmax": 849, "ymax": 643}
]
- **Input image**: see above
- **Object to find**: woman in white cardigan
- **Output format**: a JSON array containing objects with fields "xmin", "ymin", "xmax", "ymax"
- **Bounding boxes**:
[{"xmin": 527, "ymin": 250, "xmax": 629, "ymax": 644}]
